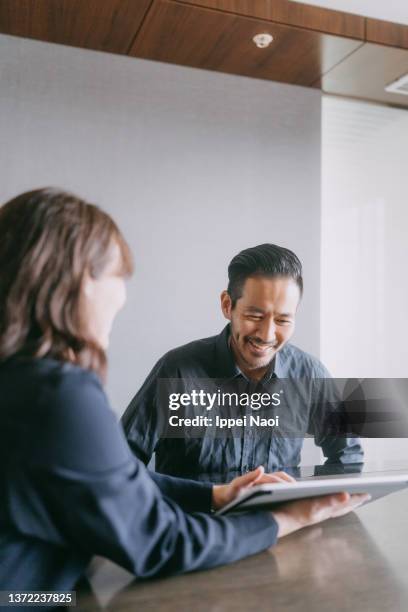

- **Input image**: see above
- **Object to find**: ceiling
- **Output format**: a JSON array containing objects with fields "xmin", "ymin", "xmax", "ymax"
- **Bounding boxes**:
[
  {"xmin": 1, "ymin": 0, "xmax": 408, "ymax": 109},
  {"xmin": 291, "ymin": 0, "xmax": 408, "ymax": 26}
]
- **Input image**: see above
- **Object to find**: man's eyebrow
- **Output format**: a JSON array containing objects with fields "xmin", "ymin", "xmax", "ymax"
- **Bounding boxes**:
[
  {"xmin": 244, "ymin": 307, "xmax": 295, "ymax": 317},
  {"xmin": 245, "ymin": 306, "xmax": 265, "ymax": 314}
]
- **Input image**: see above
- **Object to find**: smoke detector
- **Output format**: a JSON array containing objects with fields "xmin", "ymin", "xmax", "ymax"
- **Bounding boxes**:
[
  {"xmin": 252, "ymin": 33, "xmax": 274, "ymax": 49},
  {"xmin": 385, "ymin": 73, "xmax": 408, "ymax": 96}
]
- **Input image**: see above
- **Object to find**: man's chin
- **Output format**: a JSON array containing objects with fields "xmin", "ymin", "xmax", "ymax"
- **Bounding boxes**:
[
  {"xmin": 247, "ymin": 360, "xmax": 273, "ymax": 371},
  {"xmin": 242, "ymin": 351, "xmax": 275, "ymax": 371}
]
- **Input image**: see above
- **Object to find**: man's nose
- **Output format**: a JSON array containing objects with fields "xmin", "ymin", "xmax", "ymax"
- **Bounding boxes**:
[{"xmin": 256, "ymin": 319, "xmax": 276, "ymax": 344}]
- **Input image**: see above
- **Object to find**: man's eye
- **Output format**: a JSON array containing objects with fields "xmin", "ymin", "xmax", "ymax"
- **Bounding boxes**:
[
  {"xmin": 247, "ymin": 315, "xmax": 262, "ymax": 321},
  {"xmin": 276, "ymin": 319, "xmax": 291, "ymax": 325}
]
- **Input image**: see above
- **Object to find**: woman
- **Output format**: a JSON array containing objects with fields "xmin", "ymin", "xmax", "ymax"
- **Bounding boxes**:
[{"xmin": 0, "ymin": 188, "xmax": 366, "ymax": 592}]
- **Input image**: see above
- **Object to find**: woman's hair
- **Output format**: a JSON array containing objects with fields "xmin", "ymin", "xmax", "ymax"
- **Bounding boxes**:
[{"xmin": 0, "ymin": 187, "xmax": 133, "ymax": 379}]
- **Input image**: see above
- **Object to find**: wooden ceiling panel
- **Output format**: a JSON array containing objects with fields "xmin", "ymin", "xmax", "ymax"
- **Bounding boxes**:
[
  {"xmin": 130, "ymin": 0, "xmax": 363, "ymax": 87},
  {"xmin": 0, "ymin": 0, "xmax": 153, "ymax": 54},
  {"xmin": 366, "ymin": 18, "xmax": 408, "ymax": 50},
  {"xmin": 1, "ymin": 0, "xmax": 408, "ymax": 111},
  {"xmin": 175, "ymin": 0, "xmax": 365, "ymax": 39},
  {"xmin": 321, "ymin": 43, "xmax": 408, "ymax": 109}
]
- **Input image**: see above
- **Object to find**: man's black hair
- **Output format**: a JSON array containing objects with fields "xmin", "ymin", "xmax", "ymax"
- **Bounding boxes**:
[{"xmin": 227, "ymin": 243, "xmax": 303, "ymax": 307}]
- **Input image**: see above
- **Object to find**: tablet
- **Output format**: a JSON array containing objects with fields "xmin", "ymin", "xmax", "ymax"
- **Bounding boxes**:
[{"xmin": 217, "ymin": 471, "xmax": 408, "ymax": 515}]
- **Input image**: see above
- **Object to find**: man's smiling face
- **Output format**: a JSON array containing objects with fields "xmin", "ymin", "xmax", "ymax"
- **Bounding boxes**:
[{"xmin": 221, "ymin": 275, "xmax": 301, "ymax": 380}]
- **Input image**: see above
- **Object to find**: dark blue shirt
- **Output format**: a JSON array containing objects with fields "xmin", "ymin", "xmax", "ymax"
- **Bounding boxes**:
[
  {"xmin": 123, "ymin": 326, "xmax": 363, "ymax": 482},
  {"xmin": 0, "ymin": 357, "xmax": 278, "ymax": 592}
]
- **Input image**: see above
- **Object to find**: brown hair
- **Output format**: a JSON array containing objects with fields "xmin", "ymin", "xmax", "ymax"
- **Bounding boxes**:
[{"xmin": 0, "ymin": 188, "xmax": 133, "ymax": 379}]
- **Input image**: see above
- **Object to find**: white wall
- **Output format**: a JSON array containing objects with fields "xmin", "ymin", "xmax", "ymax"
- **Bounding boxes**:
[
  {"xmin": 0, "ymin": 35, "xmax": 322, "ymax": 464},
  {"xmin": 321, "ymin": 95, "xmax": 408, "ymax": 462}
]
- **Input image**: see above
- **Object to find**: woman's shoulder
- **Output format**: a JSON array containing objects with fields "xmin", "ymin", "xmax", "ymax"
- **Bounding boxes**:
[
  {"xmin": 39, "ymin": 358, "xmax": 104, "ymax": 400},
  {"xmin": 0, "ymin": 354, "xmax": 101, "ymax": 382},
  {"xmin": 2, "ymin": 357, "xmax": 130, "ymax": 473},
  {"xmin": 1, "ymin": 356, "xmax": 106, "ymax": 415}
]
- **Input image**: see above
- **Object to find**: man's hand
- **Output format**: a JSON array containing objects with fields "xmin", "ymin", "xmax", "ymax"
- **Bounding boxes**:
[
  {"xmin": 273, "ymin": 492, "xmax": 371, "ymax": 538},
  {"xmin": 212, "ymin": 465, "xmax": 295, "ymax": 511}
]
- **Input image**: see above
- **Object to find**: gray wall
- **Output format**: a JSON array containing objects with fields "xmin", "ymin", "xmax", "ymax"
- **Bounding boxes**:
[{"xmin": 0, "ymin": 34, "xmax": 321, "ymax": 457}]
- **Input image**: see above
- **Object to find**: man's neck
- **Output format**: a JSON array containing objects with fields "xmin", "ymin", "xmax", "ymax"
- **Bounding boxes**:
[{"xmin": 241, "ymin": 365, "xmax": 269, "ymax": 382}]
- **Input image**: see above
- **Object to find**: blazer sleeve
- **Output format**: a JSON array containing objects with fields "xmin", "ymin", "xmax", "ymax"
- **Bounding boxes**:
[
  {"xmin": 148, "ymin": 470, "xmax": 213, "ymax": 513},
  {"xmin": 11, "ymin": 368, "xmax": 278, "ymax": 579}
]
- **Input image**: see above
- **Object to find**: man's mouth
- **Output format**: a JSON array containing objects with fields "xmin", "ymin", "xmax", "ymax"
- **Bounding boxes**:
[{"xmin": 246, "ymin": 338, "xmax": 277, "ymax": 355}]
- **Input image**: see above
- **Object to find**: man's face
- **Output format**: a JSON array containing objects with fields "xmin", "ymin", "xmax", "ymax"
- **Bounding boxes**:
[{"xmin": 221, "ymin": 275, "xmax": 300, "ymax": 377}]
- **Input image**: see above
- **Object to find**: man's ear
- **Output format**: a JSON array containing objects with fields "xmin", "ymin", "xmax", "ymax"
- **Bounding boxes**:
[{"xmin": 220, "ymin": 290, "xmax": 232, "ymax": 320}]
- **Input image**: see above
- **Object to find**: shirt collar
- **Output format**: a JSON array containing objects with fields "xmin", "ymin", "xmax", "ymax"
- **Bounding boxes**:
[
  {"xmin": 273, "ymin": 350, "xmax": 286, "ymax": 379},
  {"xmin": 215, "ymin": 324, "xmax": 286, "ymax": 381}
]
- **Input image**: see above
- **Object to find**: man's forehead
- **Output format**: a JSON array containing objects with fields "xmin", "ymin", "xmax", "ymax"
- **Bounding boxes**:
[{"xmin": 236, "ymin": 276, "xmax": 300, "ymax": 311}]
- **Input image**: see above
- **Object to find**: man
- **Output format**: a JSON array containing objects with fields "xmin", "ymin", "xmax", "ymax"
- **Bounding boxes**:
[{"xmin": 123, "ymin": 244, "xmax": 363, "ymax": 482}]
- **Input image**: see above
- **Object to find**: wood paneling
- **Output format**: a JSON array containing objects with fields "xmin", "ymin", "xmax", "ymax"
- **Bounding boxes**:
[
  {"xmin": 130, "ymin": 0, "xmax": 362, "ymax": 87},
  {"xmin": 366, "ymin": 18, "xmax": 408, "ymax": 50},
  {"xmin": 175, "ymin": 0, "xmax": 365, "ymax": 39},
  {"xmin": 321, "ymin": 42, "xmax": 408, "ymax": 109},
  {"xmin": 0, "ymin": 0, "xmax": 153, "ymax": 54},
  {"xmin": 1, "ymin": 0, "xmax": 408, "ymax": 110}
]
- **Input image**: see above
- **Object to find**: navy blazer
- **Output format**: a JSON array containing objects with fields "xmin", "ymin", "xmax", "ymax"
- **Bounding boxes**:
[{"xmin": 0, "ymin": 358, "xmax": 278, "ymax": 591}]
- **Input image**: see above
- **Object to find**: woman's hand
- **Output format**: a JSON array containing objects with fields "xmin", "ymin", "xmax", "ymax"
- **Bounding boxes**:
[{"xmin": 212, "ymin": 465, "xmax": 295, "ymax": 510}]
